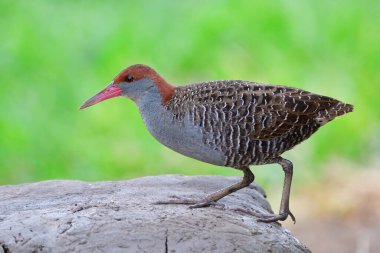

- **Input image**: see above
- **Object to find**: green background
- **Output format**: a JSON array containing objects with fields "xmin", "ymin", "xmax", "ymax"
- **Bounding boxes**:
[{"xmin": 0, "ymin": 0, "xmax": 378, "ymax": 187}]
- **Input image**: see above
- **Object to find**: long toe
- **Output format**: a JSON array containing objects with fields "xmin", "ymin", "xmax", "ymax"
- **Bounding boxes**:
[
  {"xmin": 153, "ymin": 196, "xmax": 200, "ymax": 205},
  {"xmin": 257, "ymin": 211, "xmax": 296, "ymax": 223},
  {"xmin": 189, "ymin": 200, "xmax": 225, "ymax": 209},
  {"xmin": 257, "ymin": 213, "xmax": 287, "ymax": 223},
  {"xmin": 231, "ymin": 207, "xmax": 296, "ymax": 224}
]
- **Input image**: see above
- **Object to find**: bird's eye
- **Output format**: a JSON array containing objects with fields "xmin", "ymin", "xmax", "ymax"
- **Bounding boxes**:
[{"xmin": 125, "ymin": 75, "xmax": 134, "ymax": 83}]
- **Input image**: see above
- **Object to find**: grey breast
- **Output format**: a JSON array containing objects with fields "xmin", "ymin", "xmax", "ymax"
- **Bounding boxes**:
[{"xmin": 136, "ymin": 86, "xmax": 226, "ymax": 166}]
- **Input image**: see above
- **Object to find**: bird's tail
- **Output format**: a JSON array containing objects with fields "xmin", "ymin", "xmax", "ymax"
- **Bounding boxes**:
[{"xmin": 315, "ymin": 102, "xmax": 353, "ymax": 125}]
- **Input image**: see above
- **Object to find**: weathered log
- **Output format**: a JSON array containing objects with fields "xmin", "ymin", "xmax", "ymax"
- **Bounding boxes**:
[{"xmin": 0, "ymin": 175, "xmax": 310, "ymax": 253}]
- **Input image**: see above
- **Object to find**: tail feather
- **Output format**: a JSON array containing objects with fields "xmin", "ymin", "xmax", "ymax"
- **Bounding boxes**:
[{"xmin": 315, "ymin": 102, "xmax": 353, "ymax": 125}]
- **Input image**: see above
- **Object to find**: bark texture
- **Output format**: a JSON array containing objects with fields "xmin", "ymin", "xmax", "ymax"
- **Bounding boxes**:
[{"xmin": 0, "ymin": 175, "xmax": 310, "ymax": 253}]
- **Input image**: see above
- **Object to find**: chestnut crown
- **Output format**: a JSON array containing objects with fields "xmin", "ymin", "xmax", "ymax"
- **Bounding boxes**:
[
  {"xmin": 114, "ymin": 64, "xmax": 175, "ymax": 103},
  {"xmin": 80, "ymin": 64, "xmax": 175, "ymax": 109}
]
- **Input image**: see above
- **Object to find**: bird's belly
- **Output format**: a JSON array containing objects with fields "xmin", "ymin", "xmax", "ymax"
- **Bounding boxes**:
[{"xmin": 141, "ymin": 110, "xmax": 226, "ymax": 166}]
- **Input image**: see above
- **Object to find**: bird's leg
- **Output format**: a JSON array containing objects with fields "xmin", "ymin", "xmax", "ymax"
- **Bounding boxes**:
[
  {"xmin": 257, "ymin": 157, "xmax": 296, "ymax": 223},
  {"xmin": 154, "ymin": 167, "xmax": 254, "ymax": 208},
  {"xmin": 190, "ymin": 167, "xmax": 254, "ymax": 208}
]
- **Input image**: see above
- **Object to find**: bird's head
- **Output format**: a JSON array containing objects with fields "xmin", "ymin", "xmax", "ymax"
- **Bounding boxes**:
[{"xmin": 80, "ymin": 64, "xmax": 175, "ymax": 109}]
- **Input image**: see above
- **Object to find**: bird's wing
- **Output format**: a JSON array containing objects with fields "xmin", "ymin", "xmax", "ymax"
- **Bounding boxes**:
[
  {"xmin": 246, "ymin": 87, "xmax": 344, "ymax": 140},
  {"xmin": 167, "ymin": 80, "xmax": 346, "ymax": 141}
]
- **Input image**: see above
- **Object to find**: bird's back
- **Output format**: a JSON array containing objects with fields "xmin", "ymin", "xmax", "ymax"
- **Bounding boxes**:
[{"xmin": 165, "ymin": 80, "xmax": 353, "ymax": 167}]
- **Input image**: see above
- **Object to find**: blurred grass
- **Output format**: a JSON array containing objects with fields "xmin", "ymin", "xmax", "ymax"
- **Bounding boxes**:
[{"xmin": 0, "ymin": 0, "xmax": 379, "ymax": 186}]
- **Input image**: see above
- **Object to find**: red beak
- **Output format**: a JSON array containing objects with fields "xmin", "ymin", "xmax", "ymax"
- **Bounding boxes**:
[{"xmin": 80, "ymin": 82, "xmax": 123, "ymax": 109}]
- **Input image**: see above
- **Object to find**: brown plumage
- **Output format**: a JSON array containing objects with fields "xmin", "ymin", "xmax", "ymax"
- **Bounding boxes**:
[
  {"xmin": 166, "ymin": 80, "xmax": 353, "ymax": 167},
  {"xmin": 81, "ymin": 64, "xmax": 353, "ymax": 223}
]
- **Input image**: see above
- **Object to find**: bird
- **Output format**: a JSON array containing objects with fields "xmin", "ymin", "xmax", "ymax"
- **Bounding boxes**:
[{"xmin": 80, "ymin": 64, "xmax": 353, "ymax": 223}]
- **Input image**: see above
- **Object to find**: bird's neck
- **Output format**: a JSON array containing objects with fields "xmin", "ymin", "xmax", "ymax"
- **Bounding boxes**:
[
  {"xmin": 136, "ymin": 85, "xmax": 162, "ymax": 108},
  {"xmin": 136, "ymin": 85, "xmax": 170, "ymax": 124},
  {"xmin": 135, "ymin": 85, "xmax": 177, "ymax": 147}
]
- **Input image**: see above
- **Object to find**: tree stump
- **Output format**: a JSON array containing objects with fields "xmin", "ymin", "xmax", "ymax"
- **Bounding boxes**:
[{"xmin": 0, "ymin": 175, "xmax": 310, "ymax": 253}]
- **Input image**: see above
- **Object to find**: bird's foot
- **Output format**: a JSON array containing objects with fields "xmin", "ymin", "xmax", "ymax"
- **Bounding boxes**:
[
  {"xmin": 232, "ymin": 207, "xmax": 296, "ymax": 224},
  {"xmin": 189, "ymin": 200, "xmax": 225, "ymax": 209},
  {"xmin": 153, "ymin": 195, "xmax": 225, "ymax": 209},
  {"xmin": 154, "ymin": 195, "xmax": 199, "ymax": 205},
  {"xmin": 256, "ymin": 211, "xmax": 296, "ymax": 224}
]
